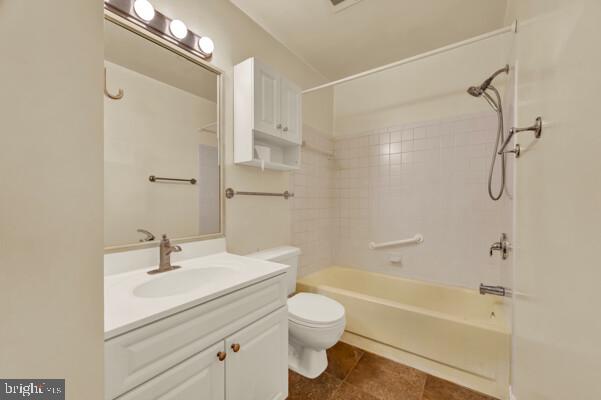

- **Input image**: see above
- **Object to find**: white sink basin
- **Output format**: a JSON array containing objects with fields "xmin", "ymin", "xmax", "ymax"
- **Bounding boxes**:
[
  {"xmin": 105, "ymin": 252, "xmax": 292, "ymax": 339},
  {"xmin": 133, "ymin": 268, "xmax": 236, "ymax": 298}
]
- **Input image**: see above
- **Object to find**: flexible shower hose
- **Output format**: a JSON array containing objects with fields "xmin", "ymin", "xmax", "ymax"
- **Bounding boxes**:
[{"xmin": 485, "ymin": 85, "xmax": 506, "ymax": 201}]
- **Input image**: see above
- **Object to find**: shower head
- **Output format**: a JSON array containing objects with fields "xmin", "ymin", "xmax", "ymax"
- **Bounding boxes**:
[
  {"xmin": 467, "ymin": 86, "xmax": 484, "ymax": 97},
  {"xmin": 467, "ymin": 65, "xmax": 509, "ymax": 111},
  {"xmin": 467, "ymin": 65, "xmax": 510, "ymax": 98},
  {"xmin": 467, "ymin": 85, "xmax": 499, "ymax": 110},
  {"xmin": 466, "ymin": 67, "xmax": 510, "ymax": 202}
]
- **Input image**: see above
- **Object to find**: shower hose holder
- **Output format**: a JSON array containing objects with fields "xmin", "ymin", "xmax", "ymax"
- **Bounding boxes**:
[{"xmin": 499, "ymin": 116, "xmax": 543, "ymax": 158}]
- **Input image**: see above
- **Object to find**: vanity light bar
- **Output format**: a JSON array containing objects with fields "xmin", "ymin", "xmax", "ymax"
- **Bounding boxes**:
[{"xmin": 104, "ymin": 0, "xmax": 214, "ymax": 60}]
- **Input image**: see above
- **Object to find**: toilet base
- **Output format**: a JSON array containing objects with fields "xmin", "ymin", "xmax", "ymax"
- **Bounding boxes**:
[{"xmin": 288, "ymin": 339, "xmax": 327, "ymax": 379}]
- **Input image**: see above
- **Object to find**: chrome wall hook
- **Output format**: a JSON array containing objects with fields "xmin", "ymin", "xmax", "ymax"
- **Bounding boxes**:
[
  {"xmin": 104, "ymin": 67, "xmax": 124, "ymax": 100},
  {"xmin": 499, "ymin": 117, "xmax": 542, "ymax": 157},
  {"xmin": 502, "ymin": 144, "xmax": 521, "ymax": 157}
]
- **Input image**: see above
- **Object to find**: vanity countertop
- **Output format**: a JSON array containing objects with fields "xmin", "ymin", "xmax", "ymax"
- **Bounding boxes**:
[{"xmin": 104, "ymin": 252, "xmax": 289, "ymax": 340}]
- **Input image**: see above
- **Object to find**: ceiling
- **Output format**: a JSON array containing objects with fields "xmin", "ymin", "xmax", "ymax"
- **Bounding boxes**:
[{"xmin": 230, "ymin": 0, "xmax": 508, "ymax": 80}]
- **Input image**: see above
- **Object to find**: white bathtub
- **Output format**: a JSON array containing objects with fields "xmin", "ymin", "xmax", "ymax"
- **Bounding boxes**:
[{"xmin": 296, "ymin": 266, "xmax": 510, "ymax": 399}]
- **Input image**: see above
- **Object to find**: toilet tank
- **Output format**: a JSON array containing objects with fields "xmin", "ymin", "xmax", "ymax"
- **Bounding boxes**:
[{"xmin": 247, "ymin": 246, "xmax": 301, "ymax": 295}]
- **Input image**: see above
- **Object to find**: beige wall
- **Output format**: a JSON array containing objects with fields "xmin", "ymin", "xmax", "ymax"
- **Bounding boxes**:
[
  {"xmin": 333, "ymin": 34, "xmax": 512, "ymax": 137},
  {"xmin": 151, "ymin": 0, "xmax": 333, "ymax": 255},
  {"xmin": 506, "ymin": 0, "xmax": 601, "ymax": 399},
  {"xmin": 0, "ymin": 0, "xmax": 104, "ymax": 398}
]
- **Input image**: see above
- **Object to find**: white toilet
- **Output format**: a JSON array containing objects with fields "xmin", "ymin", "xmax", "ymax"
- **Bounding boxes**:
[{"xmin": 248, "ymin": 246, "xmax": 346, "ymax": 379}]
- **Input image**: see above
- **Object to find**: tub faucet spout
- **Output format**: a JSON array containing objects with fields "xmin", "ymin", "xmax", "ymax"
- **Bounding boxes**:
[{"xmin": 479, "ymin": 284, "xmax": 512, "ymax": 297}]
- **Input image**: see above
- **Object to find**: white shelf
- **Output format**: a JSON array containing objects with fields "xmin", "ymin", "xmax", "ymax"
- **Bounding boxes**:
[
  {"xmin": 234, "ymin": 57, "xmax": 302, "ymax": 171},
  {"xmin": 239, "ymin": 159, "xmax": 299, "ymax": 171},
  {"xmin": 253, "ymin": 130, "xmax": 300, "ymax": 147}
]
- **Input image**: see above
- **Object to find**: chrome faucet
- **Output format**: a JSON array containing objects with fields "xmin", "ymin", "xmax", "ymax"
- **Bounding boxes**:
[
  {"xmin": 489, "ymin": 233, "xmax": 511, "ymax": 260},
  {"xmin": 148, "ymin": 234, "xmax": 182, "ymax": 275},
  {"xmin": 480, "ymin": 284, "xmax": 512, "ymax": 297},
  {"xmin": 137, "ymin": 228, "xmax": 156, "ymax": 242}
]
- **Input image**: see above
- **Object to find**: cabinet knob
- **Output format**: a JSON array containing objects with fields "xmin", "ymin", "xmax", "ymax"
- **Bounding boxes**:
[
  {"xmin": 276, "ymin": 124, "xmax": 282, "ymax": 129},
  {"xmin": 231, "ymin": 343, "xmax": 241, "ymax": 353},
  {"xmin": 283, "ymin": 127, "xmax": 289, "ymax": 132},
  {"xmin": 217, "ymin": 351, "xmax": 227, "ymax": 361}
]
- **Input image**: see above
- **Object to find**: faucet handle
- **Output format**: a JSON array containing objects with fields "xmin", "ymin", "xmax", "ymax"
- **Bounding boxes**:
[
  {"xmin": 489, "ymin": 242, "xmax": 502, "ymax": 256},
  {"xmin": 489, "ymin": 233, "xmax": 510, "ymax": 259}
]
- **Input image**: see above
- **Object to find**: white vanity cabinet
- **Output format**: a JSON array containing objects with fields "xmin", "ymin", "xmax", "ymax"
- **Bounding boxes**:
[
  {"xmin": 117, "ymin": 341, "xmax": 226, "ymax": 400},
  {"xmin": 225, "ymin": 308, "xmax": 288, "ymax": 400},
  {"xmin": 105, "ymin": 274, "xmax": 289, "ymax": 400},
  {"xmin": 234, "ymin": 57, "xmax": 302, "ymax": 171}
]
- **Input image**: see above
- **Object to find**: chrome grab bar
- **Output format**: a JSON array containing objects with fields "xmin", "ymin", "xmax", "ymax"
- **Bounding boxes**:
[
  {"xmin": 149, "ymin": 175, "xmax": 197, "ymax": 184},
  {"xmin": 225, "ymin": 188, "xmax": 294, "ymax": 200},
  {"xmin": 368, "ymin": 234, "xmax": 424, "ymax": 250},
  {"xmin": 498, "ymin": 116, "xmax": 543, "ymax": 157}
]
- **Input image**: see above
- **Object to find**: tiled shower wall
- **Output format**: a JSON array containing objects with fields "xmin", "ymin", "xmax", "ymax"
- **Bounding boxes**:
[
  {"xmin": 291, "ymin": 114, "xmax": 513, "ymax": 288},
  {"xmin": 290, "ymin": 126, "xmax": 337, "ymax": 277},
  {"xmin": 333, "ymin": 112, "xmax": 513, "ymax": 288}
]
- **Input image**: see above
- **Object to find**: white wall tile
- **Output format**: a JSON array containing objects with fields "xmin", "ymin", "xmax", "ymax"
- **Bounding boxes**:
[
  {"xmin": 332, "ymin": 112, "xmax": 513, "ymax": 289},
  {"xmin": 291, "ymin": 112, "xmax": 513, "ymax": 289}
]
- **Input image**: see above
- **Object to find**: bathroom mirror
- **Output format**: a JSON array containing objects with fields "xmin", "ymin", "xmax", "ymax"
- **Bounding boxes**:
[{"xmin": 103, "ymin": 15, "xmax": 223, "ymax": 250}]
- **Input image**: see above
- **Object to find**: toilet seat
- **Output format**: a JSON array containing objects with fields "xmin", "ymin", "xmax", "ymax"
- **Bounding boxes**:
[{"xmin": 287, "ymin": 293, "xmax": 345, "ymax": 327}]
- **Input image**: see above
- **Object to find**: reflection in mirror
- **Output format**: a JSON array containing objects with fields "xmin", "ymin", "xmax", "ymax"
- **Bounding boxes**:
[{"xmin": 104, "ymin": 19, "xmax": 221, "ymax": 249}]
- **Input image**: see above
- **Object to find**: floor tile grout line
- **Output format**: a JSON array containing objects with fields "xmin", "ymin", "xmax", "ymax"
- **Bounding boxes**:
[
  {"xmin": 339, "ymin": 348, "xmax": 388, "ymax": 400},
  {"xmin": 341, "ymin": 379, "xmax": 386, "ymax": 400},
  {"xmin": 341, "ymin": 345, "xmax": 429, "ymax": 400},
  {"xmin": 324, "ymin": 372, "xmax": 345, "ymax": 400},
  {"xmin": 310, "ymin": 342, "xmax": 496, "ymax": 400},
  {"xmin": 419, "ymin": 374, "xmax": 429, "ymax": 400},
  {"xmin": 341, "ymin": 349, "xmax": 365, "ymax": 382}
]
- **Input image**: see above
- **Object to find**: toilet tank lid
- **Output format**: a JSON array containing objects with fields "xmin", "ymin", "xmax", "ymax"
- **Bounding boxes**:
[{"xmin": 246, "ymin": 246, "xmax": 301, "ymax": 262}]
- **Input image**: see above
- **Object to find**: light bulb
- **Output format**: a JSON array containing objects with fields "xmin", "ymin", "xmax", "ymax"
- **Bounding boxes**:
[
  {"xmin": 133, "ymin": 0, "xmax": 155, "ymax": 21},
  {"xmin": 169, "ymin": 20, "xmax": 188, "ymax": 39},
  {"xmin": 198, "ymin": 36, "xmax": 214, "ymax": 55}
]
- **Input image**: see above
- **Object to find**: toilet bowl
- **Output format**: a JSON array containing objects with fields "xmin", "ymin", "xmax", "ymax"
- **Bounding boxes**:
[
  {"xmin": 247, "ymin": 247, "xmax": 346, "ymax": 378},
  {"xmin": 288, "ymin": 292, "xmax": 345, "ymax": 377}
]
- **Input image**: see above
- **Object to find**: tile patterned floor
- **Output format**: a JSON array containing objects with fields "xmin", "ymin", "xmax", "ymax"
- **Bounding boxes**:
[{"xmin": 288, "ymin": 342, "xmax": 497, "ymax": 400}]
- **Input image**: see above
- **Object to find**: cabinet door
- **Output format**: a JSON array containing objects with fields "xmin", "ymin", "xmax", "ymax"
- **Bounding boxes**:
[
  {"xmin": 279, "ymin": 78, "xmax": 302, "ymax": 144},
  {"xmin": 117, "ymin": 342, "xmax": 225, "ymax": 400},
  {"xmin": 253, "ymin": 61, "xmax": 280, "ymax": 137},
  {"xmin": 225, "ymin": 307, "xmax": 288, "ymax": 400}
]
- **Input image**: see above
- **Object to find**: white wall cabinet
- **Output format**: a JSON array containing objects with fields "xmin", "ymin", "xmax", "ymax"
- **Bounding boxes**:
[
  {"xmin": 253, "ymin": 61, "xmax": 281, "ymax": 138},
  {"xmin": 279, "ymin": 79, "xmax": 302, "ymax": 145},
  {"xmin": 234, "ymin": 57, "xmax": 302, "ymax": 171},
  {"xmin": 105, "ymin": 275, "xmax": 289, "ymax": 400}
]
